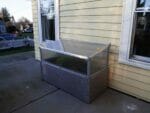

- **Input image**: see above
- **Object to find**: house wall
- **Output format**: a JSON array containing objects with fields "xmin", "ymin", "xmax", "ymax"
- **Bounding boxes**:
[
  {"xmin": 32, "ymin": 0, "xmax": 150, "ymax": 102},
  {"xmin": 32, "ymin": 0, "xmax": 41, "ymax": 60}
]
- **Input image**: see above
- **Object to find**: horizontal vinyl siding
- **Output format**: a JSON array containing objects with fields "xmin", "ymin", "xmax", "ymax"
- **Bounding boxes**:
[
  {"xmin": 60, "ymin": 22, "xmax": 121, "ymax": 31},
  {"xmin": 60, "ymin": 7, "xmax": 121, "ymax": 16},
  {"xmin": 60, "ymin": 1, "xmax": 122, "ymax": 11},
  {"xmin": 60, "ymin": 0, "xmax": 122, "ymax": 54},
  {"xmin": 32, "ymin": 0, "xmax": 41, "ymax": 60},
  {"xmin": 61, "ymin": 33, "xmax": 120, "ymax": 52},
  {"xmin": 60, "ymin": 0, "xmax": 150, "ymax": 102},
  {"xmin": 110, "ymin": 80, "xmax": 150, "ymax": 101},
  {"xmin": 109, "ymin": 54, "xmax": 150, "ymax": 101},
  {"xmin": 60, "ymin": 16, "xmax": 122, "ymax": 23},
  {"xmin": 61, "ymin": 28, "xmax": 120, "ymax": 40},
  {"xmin": 60, "ymin": 0, "xmax": 121, "ymax": 53}
]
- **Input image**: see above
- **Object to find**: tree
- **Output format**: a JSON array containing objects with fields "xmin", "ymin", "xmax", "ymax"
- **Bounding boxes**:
[
  {"xmin": 16, "ymin": 17, "xmax": 31, "ymax": 30},
  {"xmin": 18, "ymin": 17, "xmax": 30, "ymax": 23},
  {"xmin": 1, "ymin": 7, "xmax": 10, "ymax": 22},
  {"xmin": 6, "ymin": 25, "xmax": 18, "ymax": 34}
]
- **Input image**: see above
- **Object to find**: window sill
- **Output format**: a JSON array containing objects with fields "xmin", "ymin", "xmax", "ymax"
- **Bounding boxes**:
[{"xmin": 119, "ymin": 58, "xmax": 150, "ymax": 70}]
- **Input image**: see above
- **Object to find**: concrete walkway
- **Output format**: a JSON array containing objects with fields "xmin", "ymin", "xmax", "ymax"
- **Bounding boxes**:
[{"xmin": 0, "ymin": 52, "xmax": 149, "ymax": 113}]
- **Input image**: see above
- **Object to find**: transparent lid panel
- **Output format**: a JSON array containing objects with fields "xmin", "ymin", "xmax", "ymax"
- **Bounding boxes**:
[
  {"xmin": 90, "ymin": 49, "xmax": 108, "ymax": 74},
  {"xmin": 61, "ymin": 39, "xmax": 108, "ymax": 57}
]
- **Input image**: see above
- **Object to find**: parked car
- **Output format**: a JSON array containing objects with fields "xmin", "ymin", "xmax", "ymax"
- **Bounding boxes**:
[
  {"xmin": 23, "ymin": 28, "xmax": 33, "ymax": 33},
  {"xmin": 0, "ymin": 33, "xmax": 16, "ymax": 40},
  {"xmin": 0, "ymin": 36, "xmax": 6, "ymax": 41},
  {"xmin": 0, "ymin": 36, "xmax": 12, "ymax": 49},
  {"xmin": 0, "ymin": 37, "xmax": 34, "ymax": 50}
]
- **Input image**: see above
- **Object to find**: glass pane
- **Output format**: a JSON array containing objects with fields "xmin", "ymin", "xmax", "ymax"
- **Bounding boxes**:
[
  {"xmin": 40, "ymin": 0, "xmax": 55, "ymax": 40},
  {"xmin": 62, "ymin": 39, "xmax": 106, "ymax": 57},
  {"xmin": 132, "ymin": 12, "xmax": 150, "ymax": 58},
  {"xmin": 90, "ymin": 50, "xmax": 108, "ymax": 74},
  {"xmin": 137, "ymin": 0, "xmax": 150, "ymax": 8},
  {"xmin": 41, "ymin": 48, "xmax": 88, "ymax": 74}
]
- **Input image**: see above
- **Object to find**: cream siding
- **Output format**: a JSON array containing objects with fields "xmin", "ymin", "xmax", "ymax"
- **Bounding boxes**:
[
  {"xmin": 59, "ymin": 0, "xmax": 150, "ymax": 102},
  {"xmin": 32, "ymin": 0, "xmax": 150, "ymax": 102},
  {"xmin": 32, "ymin": 0, "xmax": 41, "ymax": 60}
]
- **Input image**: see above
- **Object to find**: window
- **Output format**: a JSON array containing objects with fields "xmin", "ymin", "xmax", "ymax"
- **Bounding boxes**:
[
  {"xmin": 131, "ymin": 0, "xmax": 150, "ymax": 62},
  {"xmin": 38, "ymin": 0, "xmax": 59, "ymax": 41},
  {"xmin": 119, "ymin": 0, "xmax": 150, "ymax": 69}
]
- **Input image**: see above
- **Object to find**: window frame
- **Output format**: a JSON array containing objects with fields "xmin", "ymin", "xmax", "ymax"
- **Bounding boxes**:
[
  {"xmin": 38, "ymin": 0, "xmax": 60, "ymax": 44},
  {"xmin": 119, "ymin": 0, "xmax": 150, "ymax": 70}
]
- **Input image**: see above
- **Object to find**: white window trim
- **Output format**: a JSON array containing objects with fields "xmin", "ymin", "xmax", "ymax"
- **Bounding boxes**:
[
  {"xmin": 37, "ymin": 0, "xmax": 60, "ymax": 45},
  {"xmin": 119, "ymin": 0, "xmax": 150, "ymax": 70}
]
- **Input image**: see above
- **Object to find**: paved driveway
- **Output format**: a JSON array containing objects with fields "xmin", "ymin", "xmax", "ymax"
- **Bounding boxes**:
[
  {"xmin": 0, "ymin": 52, "xmax": 57, "ymax": 113},
  {"xmin": 0, "ymin": 52, "xmax": 149, "ymax": 113}
]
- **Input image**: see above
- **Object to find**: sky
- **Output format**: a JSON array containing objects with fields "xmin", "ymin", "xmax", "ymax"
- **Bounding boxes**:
[{"xmin": 0, "ymin": 0, "xmax": 33, "ymax": 22}]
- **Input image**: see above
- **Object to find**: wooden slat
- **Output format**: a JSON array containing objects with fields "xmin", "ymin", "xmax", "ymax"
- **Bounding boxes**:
[
  {"xmin": 60, "ymin": 16, "xmax": 122, "ymax": 23},
  {"xmin": 60, "ymin": 0, "xmax": 122, "ymax": 6},
  {"xmin": 60, "ymin": 7, "xmax": 122, "ymax": 16},
  {"xmin": 33, "ymin": 17, "xmax": 38, "ymax": 22},
  {"xmin": 109, "ymin": 80, "xmax": 150, "ymax": 102},
  {"xmin": 60, "ymin": 22, "xmax": 121, "ymax": 31},
  {"xmin": 32, "ymin": 0, "xmax": 40, "ymax": 60},
  {"xmin": 61, "ymin": 28, "xmax": 121, "ymax": 39},
  {"xmin": 109, "ymin": 67, "xmax": 150, "ymax": 84},
  {"xmin": 61, "ymin": 33, "xmax": 119, "ymax": 46},
  {"xmin": 60, "ymin": 0, "xmax": 100, "ymax": 5},
  {"xmin": 32, "ymin": 4, "xmax": 38, "ymax": 10},
  {"xmin": 60, "ymin": 0, "xmax": 122, "ymax": 11},
  {"xmin": 32, "ymin": 0, "xmax": 37, "ymax": 7},
  {"xmin": 109, "ymin": 72, "xmax": 150, "ymax": 92},
  {"xmin": 109, "ymin": 60, "xmax": 150, "ymax": 77}
]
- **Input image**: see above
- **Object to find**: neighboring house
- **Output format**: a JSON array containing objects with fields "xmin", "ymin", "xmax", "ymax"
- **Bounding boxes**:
[
  {"xmin": 32, "ymin": 0, "xmax": 150, "ymax": 102},
  {"xmin": 0, "ymin": 20, "xmax": 6, "ymax": 34}
]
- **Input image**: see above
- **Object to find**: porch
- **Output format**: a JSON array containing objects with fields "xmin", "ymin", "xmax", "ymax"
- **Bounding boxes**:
[{"xmin": 0, "ymin": 52, "xmax": 149, "ymax": 113}]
